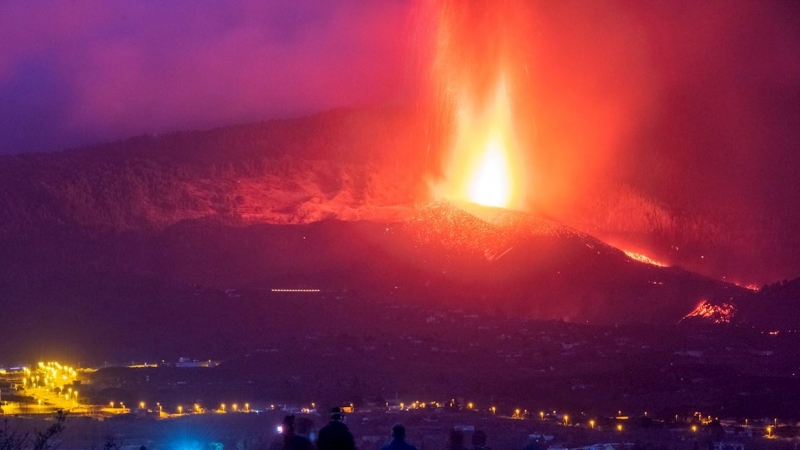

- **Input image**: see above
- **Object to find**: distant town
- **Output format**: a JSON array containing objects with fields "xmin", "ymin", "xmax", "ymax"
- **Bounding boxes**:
[{"xmin": 2, "ymin": 293, "xmax": 799, "ymax": 449}]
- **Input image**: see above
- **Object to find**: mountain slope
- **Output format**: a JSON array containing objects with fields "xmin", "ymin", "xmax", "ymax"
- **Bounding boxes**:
[{"xmin": 0, "ymin": 108, "xmax": 422, "ymax": 236}]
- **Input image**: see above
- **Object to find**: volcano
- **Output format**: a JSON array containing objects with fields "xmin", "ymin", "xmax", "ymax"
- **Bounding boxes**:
[
  {"xmin": 0, "ymin": 109, "xmax": 792, "ymax": 362},
  {"xmin": 140, "ymin": 199, "xmax": 745, "ymax": 324}
]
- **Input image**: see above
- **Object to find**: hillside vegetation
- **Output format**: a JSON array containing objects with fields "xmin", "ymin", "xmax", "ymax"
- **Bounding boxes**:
[{"xmin": 0, "ymin": 108, "xmax": 423, "ymax": 236}]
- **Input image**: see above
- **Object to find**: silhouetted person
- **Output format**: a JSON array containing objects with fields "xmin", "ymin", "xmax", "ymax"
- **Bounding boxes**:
[
  {"xmin": 447, "ymin": 430, "xmax": 465, "ymax": 450},
  {"xmin": 316, "ymin": 407, "xmax": 356, "ymax": 450},
  {"xmin": 470, "ymin": 430, "xmax": 489, "ymax": 450},
  {"xmin": 380, "ymin": 424, "xmax": 416, "ymax": 450},
  {"xmin": 271, "ymin": 415, "xmax": 314, "ymax": 450}
]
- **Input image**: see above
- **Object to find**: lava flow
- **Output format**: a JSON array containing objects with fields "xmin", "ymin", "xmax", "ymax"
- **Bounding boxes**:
[
  {"xmin": 682, "ymin": 300, "xmax": 736, "ymax": 324},
  {"xmin": 624, "ymin": 250, "xmax": 668, "ymax": 267}
]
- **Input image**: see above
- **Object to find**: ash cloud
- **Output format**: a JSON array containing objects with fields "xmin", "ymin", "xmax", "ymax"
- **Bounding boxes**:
[
  {"xmin": 517, "ymin": 0, "xmax": 800, "ymax": 283},
  {"xmin": 415, "ymin": 0, "xmax": 800, "ymax": 282}
]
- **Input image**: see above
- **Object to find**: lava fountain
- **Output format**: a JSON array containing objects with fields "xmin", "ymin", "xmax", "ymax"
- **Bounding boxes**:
[{"xmin": 426, "ymin": 0, "xmax": 533, "ymax": 211}]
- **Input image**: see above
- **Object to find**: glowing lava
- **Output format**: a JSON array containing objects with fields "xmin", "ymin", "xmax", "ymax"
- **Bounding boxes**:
[
  {"xmin": 468, "ymin": 135, "xmax": 511, "ymax": 207},
  {"xmin": 426, "ymin": 0, "xmax": 531, "ymax": 211},
  {"xmin": 623, "ymin": 250, "xmax": 667, "ymax": 267},
  {"xmin": 682, "ymin": 300, "xmax": 735, "ymax": 324},
  {"xmin": 436, "ymin": 75, "xmax": 526, "ymax": 209}
]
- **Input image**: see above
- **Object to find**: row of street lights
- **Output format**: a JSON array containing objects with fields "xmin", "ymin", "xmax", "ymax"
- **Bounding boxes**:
[{"xmin": 119, "ymin": 401, "xmax": 253, "ymax": 415}]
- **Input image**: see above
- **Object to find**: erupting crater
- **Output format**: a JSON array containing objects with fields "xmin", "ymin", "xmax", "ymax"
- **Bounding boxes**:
[{"xmin": 436, "ymin": 78, "xmax": 526, "ymax": 211}]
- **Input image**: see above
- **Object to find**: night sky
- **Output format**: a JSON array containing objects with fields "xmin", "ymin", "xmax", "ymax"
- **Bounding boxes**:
[{"xmin": 1, "ymin": 0, "xmax": 800, "ymax": 281}]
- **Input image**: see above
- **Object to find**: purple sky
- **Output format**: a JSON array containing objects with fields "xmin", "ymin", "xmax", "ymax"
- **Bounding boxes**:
[{"xmin": 0, "ymin": 0, "xmax": 413, "ymax": 154}]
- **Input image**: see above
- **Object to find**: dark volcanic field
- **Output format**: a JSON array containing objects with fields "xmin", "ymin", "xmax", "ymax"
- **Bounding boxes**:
[{"xmin": 0, "ymin": 202, "xmax": 755, "ymax": 361}]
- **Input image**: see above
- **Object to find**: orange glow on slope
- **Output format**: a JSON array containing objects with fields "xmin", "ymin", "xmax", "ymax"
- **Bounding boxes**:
[
  {"xmin": 623, "ymin": 250, "xmax": 667, "ymax": 267},
  {"xmin": 733, "ymin": 282, "xmax": 759, "ymax": 291},
  {"xmin": 682, "ymin": 300, "xmax": 735, "ymax": 324}
]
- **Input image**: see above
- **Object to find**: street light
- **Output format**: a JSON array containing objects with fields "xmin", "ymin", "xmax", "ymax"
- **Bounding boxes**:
[
  {"xmin": 767, "ymin": 426, "xmax": 773, "ymax": 438},
  {"xmin": 245, "ymin": 403, "xmax": 250, "ymax": 412},
  {"xmin": 589, "ymin": 420, "xmax": 595, "ymax": 429},
  {"xmin": 564, "ymin": 415, "xmax": 569, "ymax": 426},
  {"xmin": 617, "ymin": 424, "xmax": 623, "ymax": 432},
  {"xmin": 540, "ymin": 411, "xmax": 545, "ymax": 421},
  {"xmin": 178, "ymin": 405, "xmax": 183, "ymax": 414},
  {"xmin": 140, "ymin": 401, "xmax": 145, "ymax": 410}
]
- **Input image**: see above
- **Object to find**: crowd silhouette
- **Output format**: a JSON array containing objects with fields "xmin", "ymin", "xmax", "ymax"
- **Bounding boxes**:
[{"xmin": 269, "ymin": 407, "xmax": 499, "ymax": 450}]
